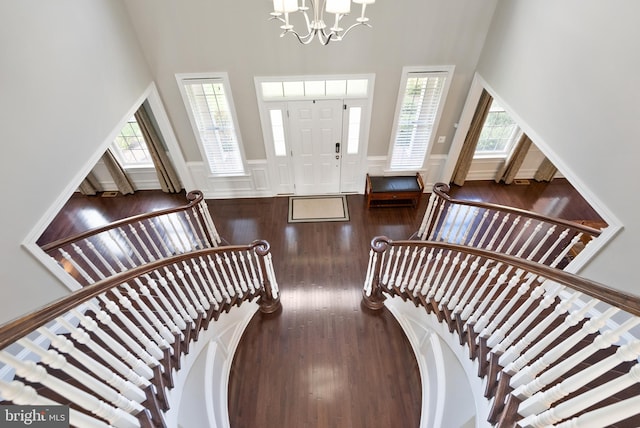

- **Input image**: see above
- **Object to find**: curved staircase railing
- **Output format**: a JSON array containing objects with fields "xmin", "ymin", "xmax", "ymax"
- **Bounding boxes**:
[
  {"xmin": 418, "ymin": 183, "xmax": 605, "ymax": 268},
  {"xmin": 0, "ymin": 241, "xmax": 280, "ymax": 428},
  {"xmin": 363, "ymin": 236, "xmax": 640, "ymax": 428},
  {"xmin": 39, "ymin": 190, "xmax": 222, "ymax": 288}
]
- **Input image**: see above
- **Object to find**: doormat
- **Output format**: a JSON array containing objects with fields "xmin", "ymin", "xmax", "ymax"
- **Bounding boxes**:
[{"xmin": 288, "ymin": 195, "xmax": 349, "ymax": 223}]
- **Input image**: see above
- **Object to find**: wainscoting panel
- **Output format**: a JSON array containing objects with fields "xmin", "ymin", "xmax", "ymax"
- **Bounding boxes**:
[{"xmin": 187, "ymin": 161, "xmax": 272, "ymax": 198}]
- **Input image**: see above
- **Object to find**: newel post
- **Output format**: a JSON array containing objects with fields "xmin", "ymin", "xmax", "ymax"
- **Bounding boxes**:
[
  {"xmin": 362, "ymin": 236, "xmax": 390, "ymax": 311},
  {"xmin": 253, "ymin": 240, "xmax": 282, "ymax": 314}
]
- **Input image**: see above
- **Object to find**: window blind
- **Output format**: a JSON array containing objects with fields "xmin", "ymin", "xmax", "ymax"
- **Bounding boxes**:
[
  {"xmin": 183, "ymin": 79, "xmax": 245, "ymax": 175},
  {"xmin": 389, "ymin": 72, "xmax": 447, "ymax": 171}
]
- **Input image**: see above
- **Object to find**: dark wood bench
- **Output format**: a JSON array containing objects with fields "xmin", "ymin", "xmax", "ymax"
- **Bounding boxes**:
[{"xmin": 365, "ymin": 173, "xmax": 424, "ymax": 208}]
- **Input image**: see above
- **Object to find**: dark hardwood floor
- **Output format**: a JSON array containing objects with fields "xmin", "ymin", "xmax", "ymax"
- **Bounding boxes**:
[{"xmin": 37, "ymin": 179, "xmax": 603, "ymax": 427}]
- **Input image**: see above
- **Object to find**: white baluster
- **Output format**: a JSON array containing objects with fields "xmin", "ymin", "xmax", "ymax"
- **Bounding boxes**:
[
  {"xmin": 196, "ymin": 257, "xmax": 222, "ymax": 310},
  {"xmin": 172, "ymin": 267, "xmax": 206, "ymax": 322},
  {"xmin": 553, "ymin": 392, "xmax": 640, "ymax": 428},
  {"xmin": 0, "ymin": 380, "xmax": 111, "ymax": 428},
  {"xmin": 83, "ymin": 302, "xmax": 162, "ymax": 369},
  {"xmin": 18, "ymin": 337, "xmax": 145, "ymax": 413},
  {"xmin": 418, "ymin": 192, "xmax": 438, "ymax": 239},
  {"xmin": 428, "ymin": 250, "xmax": 451, "ymax": 300},
  {"xmin": 411, "ymin": 249, "xmax": 433, "ymax": 298},
  {"xmin": 173, "ymin": 212, "xmax": 199, "ymax": 252},
  {"xmin": 60, "ymin": 247, "xmax": 97, "ymax": 285},
  {"xmin": 452, "ymin": 206, "xmax": 478, "ymax": 245},
  {"xmin": 263, "ymin": 252, "xmax": 280, "ymax": 298},
  {"xmin": 363, "ymin": 250, "xmax": 376, "ymax": 297},
  {"xmin": 235, "ymin": 251, "xmax": 253, "ymax": 294},
  {"xmin": 137, "ymin": 279, "xmax": 182, "ymax": 337},
  {"xmin": 113, "ymin": 228, "xmax": 145, "ymax": 267},
  {"xmin": 86, "ymin": 239, "xmax": 176, "ymax": 345},
  {"xmin": 128, "ymin": 223, "xmax": 157, "ymax": 262},
  {"xmin": 242, "ymin": 251, "xmax": 260, "ymax": 294},
  {"xmin": 464, "ymin": 266, "xmax": 503, "ymax": 324},
  {"xmin": 161, "ymin": 271, "xmax": 199, "ymax": 320},
  {"xmin": 448, "ymin": 255, "xmax": 481, "ymax": 312},
  {"xmin": 381, "ymin": 247, "xmax": 395, "ymax": 286},
  {"xmin": 386, "ymin": 246, "xmax": 403, "ymax": 289},
  {"xmin": 140, "ymin": 220, "xmax": 169, "ymax": 259},
  {"xmin": 0, "ymin": 352, "xmax": 139, "ymax": 428},
  {"xmin": 535, "ymin": 227, "xmax": 568, "ymax": 266},
  {"xmin": 181, "ymin": 261, "xmax": 211, "ymax": 310},
  {"xmin": 183, "ymin": 210, "xmax": 205, "ymax": 249},
  {"xmin": 485, "ymin": 213, "xmax": 511, "ymax": 252},
  {"xmin": 473, "ymin": 210, "xmax": 499, "ymax": 249},
  {"xmin": 96, "ymin": 298, "xmax": 165, "ymax": 361},
  {"xmin": 216, "ymin": 254, "xmax": 237, "ymax": 299},
  {"xmin": 166, "ymin": 213, "xmax": 192, "ymax": 253},
  {"xmin": 224, "ymin": 253, "xmax": 243, "ymax": 296},
  {"xmin": 428, "ymin": 201, "xmax": 447, "ymax": 241},
  {"xmin": 475, "ymin": 273, "xmax": 527, "ymax": 335},
  {"xmin": 148, "ymin": 218, "xmax": 178, "ymax": 257},
  {"xmin": 207, "ymin": 255, "xmax": 232, "ymax": 303},
  {"xmin": 549, "ymin": 231, "xmax": 582, "ymax": 268},
  {"xmin": 490, "ymin": 283, "xmax": 564, "ymax": 353},
  {"xmin": 37, "ymin": 328, "xmax": 147, "ymax": 404},
  {"xmin": 394, "ymin": 247, "xmax": 411, "ymax": 291},
  {"xmin": 434, "ymin": 204, "xmax": 455, "ymax": 242},
  {"xmin": 400, "ymin": 248, "xmax": 420, "ymax": 293},
  {"xmin": 519, "ymin": 364, "xmax": 640, "ymax": 427},
  {"xmin": 419, "ymin": 249, "xmax": 442, "ymax": 299},
  {"xmin": 196, "ymin": 200, "xmax": 221, "ymax": 245},
  {"xmin": 518, "ymin": 340, "xmax": 640, "ymax": 417},
  {"xmin": 455, "ymin": 259, "xmax": 487, "ymax": 319},
  {"xmin": 513, "ymin": 316, "xmax": 639, "ymax": 399},
  {"xmin": 71, "ymin": 308, "xmax": 155, "ymax": 381},
  {"xmin": 435, "ymin": 250, "xmax": 460, "ymax": 305},
  {"xmin": 56, "ymin": 316, "xmax": 152, "ymax": 388},
  {"xmin": 502, "ymin": 217, "xmax": 531, "ymax": 256},
  {"xmin": 441, "ymin": 204, "xmax": 465, "ymax": 243},
  {"xmin": 406, "ymin": 248, "xmax": 426, "ymax": 293},
  {"xmin": 521, "ymin": 223, "xmax": 554, "ymax": 262},
  {"xmin": 483, "ymin": 275, "xmax": 544, "ymax": 347},
  {"xmin": 230, "ymin": 252, "xmax": 249, "ymax": 293},
  {"xmin": 500, "ymin": 293, "xmax": 604, "ymax": 374}
]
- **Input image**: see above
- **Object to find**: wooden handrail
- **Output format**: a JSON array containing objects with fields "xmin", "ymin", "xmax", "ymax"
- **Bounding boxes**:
[
  {"xmin": 40, "ymin": 190, "xmax": 208, "ymax": 252},
  {"xmin": 363, "ymin": 236, "xmax": 640, "ymax": 427},
  {"xmin": 1, "ymin": 239, "xmax": 280, "ymax": 427},
  {"xmin": 0, "ymin": 240, "xmax": 277, "ymax": 350},
  {"xmin": 430, "ymin": 182, "xmax": 603, "ymax": 238},
  {"xmin": 368, "ymin": 236, "xmax": 640, "ymax": 316}
]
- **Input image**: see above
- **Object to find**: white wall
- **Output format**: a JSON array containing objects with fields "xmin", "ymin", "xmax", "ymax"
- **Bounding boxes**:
[
  {"xmin": 122, "ymin": 0, "xmax": 498, "ymax": 194},
  {"xmin": 0, "ymin": 1, "xmax": 153, "ymax": 324},
  {"xmin": 476, "ymin": 0, "xmax": 640, "ymax": 294}
]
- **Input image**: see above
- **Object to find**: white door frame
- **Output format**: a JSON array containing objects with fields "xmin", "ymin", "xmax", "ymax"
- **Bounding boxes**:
[{"xmin": 254, "ymin": 74, "xmax": 375, "ymax": 195}]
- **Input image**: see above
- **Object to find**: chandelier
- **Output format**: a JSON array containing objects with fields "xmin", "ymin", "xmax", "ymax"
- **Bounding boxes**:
[{"xmin": 270, "ymin": 0, "xmax": 376, "ymax": 45}]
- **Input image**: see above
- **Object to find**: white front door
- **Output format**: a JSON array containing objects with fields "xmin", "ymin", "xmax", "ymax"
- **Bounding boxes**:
[{"xmin": 288, "ymin": 100, "xmax": 344, "ymax": 195}]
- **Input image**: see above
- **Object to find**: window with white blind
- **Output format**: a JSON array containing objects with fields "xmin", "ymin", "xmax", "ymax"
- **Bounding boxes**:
[
  {"xmin": 388, "ymin": 67, "xmax": 453, "ymax": 171},
  {"xmin": 178, "ymin": 73, "xmax": 246, "ymax": 176}
]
